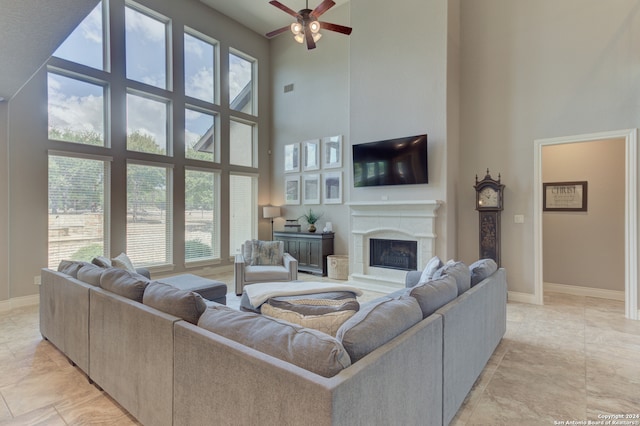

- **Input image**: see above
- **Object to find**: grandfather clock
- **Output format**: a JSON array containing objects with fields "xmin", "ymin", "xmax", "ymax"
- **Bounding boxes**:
[{"xmin": 474, "ymin": 170, "xmax": 505, "ymax": 266}]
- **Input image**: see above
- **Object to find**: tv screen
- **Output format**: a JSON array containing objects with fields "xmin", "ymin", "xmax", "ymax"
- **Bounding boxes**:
[{"xmin": 352, "ymin": 134, "xmax": 428, "ymax": 187}]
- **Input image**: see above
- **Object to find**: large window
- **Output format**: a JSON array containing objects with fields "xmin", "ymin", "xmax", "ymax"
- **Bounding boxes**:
[
  {"xmin": 126, "ymin": 163, "xmax": 173, "ymax": 266},
  {"xmin": 125, "ymin": 3, "xmax": 170, "ymax": 89},
  {"xmin": 184, "ymin": 30, "xmax": 216, "ymax": 104},
  {"xmin": 229, "ymin": 174, "xmax": 257, "ymax": 255},
  {"xmin": 53, "ymin": 2, "xmax": 106, "ymax": 71},
  {"xmin": 126, "ymin": 92, "xmax": 170, "ymax": 155},
  {"xmin": 185, "ymin": 107, "xmax": 217, "ymax": 162},
  {"xmin": 185, "ymin": 169, "xmax": 220, "ymax": 262},
  {"xmin": 48, "ymin": 72, "xmax": 106, "ymax": 146},
  {"xmin": 229, "ymin": 51, "xmax": 255, "ymax": 114},
  {"xmin": 48, "ymin": 154, "xmax": 110, "ymax": 268},
  {"xmin": 229, "ymin": 119, "xmax": 255, "ymax": 167}
]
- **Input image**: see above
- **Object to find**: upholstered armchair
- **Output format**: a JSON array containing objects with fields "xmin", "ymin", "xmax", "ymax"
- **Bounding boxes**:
[{"xmin": 235, "ymin": 240, "xmax": 298, "ymax": 295}]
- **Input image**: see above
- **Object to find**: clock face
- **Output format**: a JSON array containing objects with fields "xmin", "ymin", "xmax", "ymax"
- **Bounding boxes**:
[{"xmin": 478, "ymin": 187, "xmax": 500, "ymax": 208}]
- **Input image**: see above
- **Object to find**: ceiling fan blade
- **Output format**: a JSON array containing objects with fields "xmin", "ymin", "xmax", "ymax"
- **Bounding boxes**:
[
  {"xmin": 269, "ymin": 0, "xmax": 299, "ymax": 18},
  {"xmin": 311, "ymin": 0, "xmax": 335, "ymax": 18},
  {"xmin": 305, "ymin": 29, "xmax": 317, "ymax": 50},
  {"xmin": 266, "ymin": 25, "xmax": 290, "ymax": 38},
  {"xmin": 319, "ymin": 21, "xmax": 353, "ymax": 35}
]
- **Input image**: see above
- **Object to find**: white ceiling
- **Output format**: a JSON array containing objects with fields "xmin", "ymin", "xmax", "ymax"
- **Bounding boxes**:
[
  {"xmin": 199, "ymin": 0, "xmax": 350, "ymax": 37},
  {"xmin": 0, "ymin": 0, "xmax": 348, "ymax": 102}
]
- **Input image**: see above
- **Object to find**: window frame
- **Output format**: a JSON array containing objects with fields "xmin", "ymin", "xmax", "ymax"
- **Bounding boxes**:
[{"xmin": 184, "ymin": 166, "xmax": 221, "ymax": 266}]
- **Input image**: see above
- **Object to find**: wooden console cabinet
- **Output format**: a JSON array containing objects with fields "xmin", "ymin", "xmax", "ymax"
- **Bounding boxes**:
[{"xmin": 274, "ymin": 231, "xmax": 334, "ymax": 276}]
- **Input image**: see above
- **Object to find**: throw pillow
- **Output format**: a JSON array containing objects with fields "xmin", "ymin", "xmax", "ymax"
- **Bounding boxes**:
[
  {"xmin": 100, "ymin": 268, "xmax": 150, "ymax": 302},
  {"xmin": 407, "ymin": 274, "xmax": 458, "ymax": 318},
  {"xmin": 432, "ymin": 260, "xmax": 471, "ymax": 295},
  {"xmin": 143, "ymin": 281, "xmax": 207, "ymax": 324},
  {"xmin": 57, "ymin": 260, "xmax": 91, "ymax": 278},
  {"xmin": 336, "ymin": 296, "xmax": 422, "ymax": 363},
  {"xmin": 92, "ymin": 256, "xmax": 112, "ymax": 268},
  {"xmin": 111, "ymin": 252, "xmax": 136, "ymax": 273},
  {"xmin": 242, "ymin": 240, "xmax": 256, "ymax": 265},
  {"xmin": 418, "ymin": 256, "xmax": 443, "ymax": 285},
  {"xmin": 198, "ymin": 305, "xmax": 351, "ymax": 378},
  {"xmin": 469, "ymin": 258, "xmax": 498, "ymax": 287},
  {"xmin": 250, "ymin": 240, "xmax": 284, "ymax": 266},
  {"xmin": 77, "ymin": 264, "xmax": 104, "ymax": 286},
  {"xmin": 261, "ymin": 304, "xmax": 356, "ymax": 337}
]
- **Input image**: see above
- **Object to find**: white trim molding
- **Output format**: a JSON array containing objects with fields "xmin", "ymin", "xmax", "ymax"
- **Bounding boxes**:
[
  {"xmin": 508, "ymin": 291, "xmax": 539, "ymax": 304},
  {"xmin": 544, "ymin": 282, "xmax": 625, "ymax": 302},
  {"xmin": 534, "ymin": 129, "xmax": 638, "ymax": 320}
]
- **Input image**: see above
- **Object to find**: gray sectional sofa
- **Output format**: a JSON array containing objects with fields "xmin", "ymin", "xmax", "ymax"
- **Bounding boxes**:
[{"xmin": 39, "ymin": 258, "xmax": 507, "ymax": 426}]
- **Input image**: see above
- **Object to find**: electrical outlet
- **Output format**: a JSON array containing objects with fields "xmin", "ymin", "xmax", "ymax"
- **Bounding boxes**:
[
  {"xmin": 34, "ymin": 276, "xmax": 41, "ymax": 286},
  {"xmin": 514, "ymin": 214, "xmax": 525, "ymax": 224}
]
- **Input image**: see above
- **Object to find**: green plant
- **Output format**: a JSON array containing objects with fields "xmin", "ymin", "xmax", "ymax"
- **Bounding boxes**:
[
  {"xmin": 298, "ymin": 208, "xmax": 323, "ymax": 224},
  {"xmin": 185, "ymin": 239, "xmax": 213, "ymax": 259},
  {"xmin": 72, "ymin": 243, "xmax": 103, "ymax": 261}
]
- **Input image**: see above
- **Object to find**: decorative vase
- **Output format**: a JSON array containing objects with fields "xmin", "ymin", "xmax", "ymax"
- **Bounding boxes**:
[{"xmin": 308, "ymin": 223, "xmax": 316, "ymax": 233}]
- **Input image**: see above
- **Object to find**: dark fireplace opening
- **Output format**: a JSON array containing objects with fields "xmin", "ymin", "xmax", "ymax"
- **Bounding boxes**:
[{"xmin": 370, "ymin": 238, "xmax": 418, "ymax": 271}]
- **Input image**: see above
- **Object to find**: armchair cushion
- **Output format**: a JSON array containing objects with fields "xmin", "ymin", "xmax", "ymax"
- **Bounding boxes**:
[{"xmin": 244, "ymin": 265, "xmax": 291, "ymax": 282}]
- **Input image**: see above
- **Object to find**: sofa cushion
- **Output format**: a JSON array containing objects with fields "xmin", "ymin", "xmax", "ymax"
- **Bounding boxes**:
[
  {"xmin": 198, "ymin": 305, "xmax": 351, "ymax": 378},
  {"xmin": 143, "ymin": 281, "xmax": 207, "ymax": 324},
  {"xmin": 433, "ymin": 260, "xmax": 471, "ymax": 295},
  {"xmin": 407, "ymin": 274, "xmax": 458, "ymax": 318},
  {"xmin": 469, "ymin": 258, "xmax": 498, "ymax": 287},
  {"xmin": 111, "ymin": 252, "xmax": 136, "ymax": 272},
  {"xmin": 418, "ymin": 256, "xmax": 443, "ymax": 285},
  {"xmin": 100, "ymin": 268, "xmax": 150, "ymax": 302},
  {"xmin": 336, "ymin": 296, "xmax": 422, "ymax": 363},
  {"xmin": 250, "ymin": 240, "xmax": 284, "ymax": 266},
  {"xmin": 57, "ymin": 260, "xmax": 91, "ymax": 278},
  {"xmin": 261, "ymin": 304, "xmax": 356, "ymax": 337},
  {"xmin": 92, "ymin": 256, "xmax": 112, "ymax": 268},
  {"xmin": 77, "ymin": 264, "xmax": 104, "ymax": 286}
]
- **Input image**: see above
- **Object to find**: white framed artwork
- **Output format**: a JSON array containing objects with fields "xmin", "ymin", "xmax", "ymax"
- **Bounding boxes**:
[
  {"xmin": 303, "ymin": 174, "xmax": 320, "ymax": 205},
  {"xmin": 284, "ymin": 176, "xmax": 300, "ymax": 205},
  {"xmin": 303, "ymin": 139, "xmax": 320, "ymax": 171},
  {"xmin": 323, "ymin": 171, "xmax": 342, "ymax": 204},
  {"xmin": 284, "ymin": 143, "xmax": 300, "ymax": 173},
  {"xmin": 322, "ymin": 135, "xmax": 342, "ymax": 169}
]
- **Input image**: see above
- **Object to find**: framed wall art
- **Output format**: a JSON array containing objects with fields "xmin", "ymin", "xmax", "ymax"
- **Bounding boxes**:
[
  {"xmin": 303, "ymin": 139, "xmax": 320, "ymax": 171},
  {"xmin": 284, "ymin": 143, "xmax": 300, "ymax": 173},
  {"xmin": 284, "ymin": 176, "xmax": 300, "ymax": 205},
  {"xmin": 303, "ymin": 174, "xmax": 320, "ymax": 205},
  {"xmin": 322, "ymin": 135, "xmax": 342, "ymax": 169},
  {"xmin": 323, "ymin": 171, "xmax": 342, "ymax": 204},
  {"xmin": 543, "ymin": 181, "xmax": 588, "ymax": 212}
]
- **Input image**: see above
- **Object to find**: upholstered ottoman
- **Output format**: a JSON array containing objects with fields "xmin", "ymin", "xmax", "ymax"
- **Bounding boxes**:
[{"xmin": 158, "ymin": 274, "xmax": 227, "ymax": 305}]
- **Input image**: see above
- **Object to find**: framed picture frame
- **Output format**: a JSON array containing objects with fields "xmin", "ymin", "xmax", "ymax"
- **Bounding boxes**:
[
  {"xmin": 303, "ymin": 174, "xmax": 320, "ymax": 205},
  {"xmin": 323, "ymin": 171, "xmax": 342, "ymax": 204},
  {"xmin": 284, "ymin": 143, "xmax": 300, "ymax": 173},
  {"xmin": 543, "ymin": 181, "xmax": 588, "ymax": 212},
  {"xmin": 284, "ymin": 176, "xmax": 300, "ymax": 205},
  {"xmin": 303, "ymin": 139, "xmax": 320, "ymax": 171},
  {"xmin": 322, "ymin": 135, "xmax": 342, "ymax": 169}
]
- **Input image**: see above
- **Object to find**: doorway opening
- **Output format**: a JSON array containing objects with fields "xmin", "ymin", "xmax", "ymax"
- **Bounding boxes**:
[{"xmin": 534, "ymin": 129, "xmax": 638, "ymax": 320}]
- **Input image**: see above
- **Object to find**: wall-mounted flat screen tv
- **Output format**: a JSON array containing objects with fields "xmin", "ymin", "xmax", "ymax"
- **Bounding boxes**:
[{"xmin": 352, "ymin": 134, "xmax": 428, "ymax": 187}]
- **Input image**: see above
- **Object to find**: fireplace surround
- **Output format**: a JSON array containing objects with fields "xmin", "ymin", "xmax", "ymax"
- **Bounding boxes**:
[{"xmin": 349, "ymin": 200, "xmax": 442, "ymax": 289}]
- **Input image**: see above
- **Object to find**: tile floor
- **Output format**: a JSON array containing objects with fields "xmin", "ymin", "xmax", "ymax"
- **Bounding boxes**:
[{"xmin": 1, "ymin": 272, "xmax": 639, "ymax": 425}]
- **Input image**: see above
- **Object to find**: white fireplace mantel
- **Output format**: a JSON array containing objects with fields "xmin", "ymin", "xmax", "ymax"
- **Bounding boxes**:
[{"xmin": 348, "ymin": 200, "xmax": 442, "ymax": 290}]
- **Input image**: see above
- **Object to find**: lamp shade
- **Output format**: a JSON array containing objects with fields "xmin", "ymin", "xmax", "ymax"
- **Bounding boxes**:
[{"xmin": 263, "ymin": 206, "xmax": 281, "ymax": 219}]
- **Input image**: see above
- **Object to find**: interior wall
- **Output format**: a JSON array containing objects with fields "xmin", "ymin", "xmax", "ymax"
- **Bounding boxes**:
[
  {"xmin": 458, "ymin": 0, "xmax": 640, "ymax": 296},
  {"xmin": 542, "ymin": 139, "xmax": 625, "ymax": 291},
  {"xmin": 0, "ymin": 102, "xmax": 8, "ymax": 302},
  {"xmin": 7, "ymin": 0, "xmax": 270, "ymax": 299},
  {"xmin": 349, "ymin": 0, "xmax": 452, "ymax": 259},
  {"xmin": 270, "ymin": 4, "xmax": 351, "ymax": 255}
]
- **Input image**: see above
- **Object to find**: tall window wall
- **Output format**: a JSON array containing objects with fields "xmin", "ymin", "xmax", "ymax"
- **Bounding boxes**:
[{"xmin": 47, "ymin": 0, "xmax": 259, "ymax": 269}]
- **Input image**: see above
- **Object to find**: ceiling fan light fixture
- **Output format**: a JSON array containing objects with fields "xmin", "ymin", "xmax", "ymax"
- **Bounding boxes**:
[
  {"xmin": 290, "ymin": 22, "xmax": 303, "ymax": 35},
  {"xmin": 309, "ymin": 20, "xmax": 321, "ymax": 33},
  {"xmin": 294, "ymin": 33, "xmax": 305, "ymax": 43},
  {"xmin": 312, "ymin": 32, "xmax": 322, "ymax": 42}
]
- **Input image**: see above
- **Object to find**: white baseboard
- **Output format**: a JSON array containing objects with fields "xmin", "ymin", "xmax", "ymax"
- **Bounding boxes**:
[
  {"xmin": 508, "ymin": 291, "xmax": 540, "ymax": 304},
  {"xmin": 0, "ymin": 294, "xmax": 39, "ymax": 313},
  {"xmin": 544, "ymin": 282, "xmax": 624, "ymax": 301}
]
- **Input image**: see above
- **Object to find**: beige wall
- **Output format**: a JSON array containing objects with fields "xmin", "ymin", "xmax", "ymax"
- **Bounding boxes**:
[
  {"xmin": 5, "ymin": 0, "xmax": 270, "ymax": 300},
  {"xmin": 458, "ymin": 0, "xmax": 640, "ymax": 296},
  {"xmin": 0, "ymin": 103, "xmax": 8, "ymax": 301},
  {"xmin": 542, "ymin": 139, "xmax": 625, "ymax": 291}
]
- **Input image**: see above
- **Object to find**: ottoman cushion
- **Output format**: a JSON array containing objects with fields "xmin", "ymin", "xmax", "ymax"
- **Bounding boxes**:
[{"xmin": 157, "ymin": 274, "xmax": 227, "ymax": 303}]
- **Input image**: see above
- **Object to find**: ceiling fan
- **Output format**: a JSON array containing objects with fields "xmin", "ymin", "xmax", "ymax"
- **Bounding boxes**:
[{"xmin": 265, "ymin": 0, "xmax": 352, "ymax": 50}]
